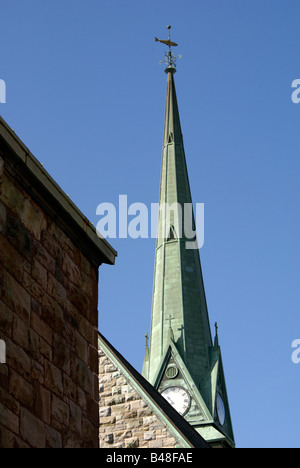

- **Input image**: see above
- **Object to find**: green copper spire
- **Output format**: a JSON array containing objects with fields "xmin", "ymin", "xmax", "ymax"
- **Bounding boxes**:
[
  {"xmin": 144, "ymin": 33, "xmax": 235, "ymax": 447},
  {"xmin": 146, "ymin": 59, "xmax": 212, "ymax": 387}
]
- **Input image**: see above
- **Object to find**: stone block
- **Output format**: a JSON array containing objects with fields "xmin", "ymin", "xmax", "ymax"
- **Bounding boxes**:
[
  {"xmin": 31, "ymin": 360, "xmax": 44, "ymax": 384},
  {"xmin": 39, "ymin": 337, "xmax": 52, "ymax": 361},
  {"xmin": 0, "ymin": 175, "xmax": 24, "ymax": 219},
  {"xmin": 47, "ymin": 273, "xmax": 67, "ymax": 308},
  {"xmin": 34, "ymin": 382, "xmax": 51, "ymax": 424},
  {"xmin": 69, "ymin": 284, "xmax": 90, "ymax": 314},
  {"xmin": 44, "ymin": 360, "xmax": 63, "ymax": 396},
  {"xmin": 143, "ymin": 415, "xmax": 157, "ymax": 426},
  {"xmin": 12, "ymin": 316, "xmax": 40, "ymax": 361},
  {"xmin": 49, "ymin": 221, "xmax": 76, "ymax": 259},
  {"xmin": 103, "ymin": 433, "xmax": 114, "ymax": 444},
  {"xmin": 149, "ymin": 439, "xmax": 164, "ymax": 448},
  {"xmin": 86, "ymin": 395, "xmax": 99, "ymax": 427},
  {"xmin": 0, "ymin": 300, "xmax": 13, "ymax": 336},
  {"xmin": 62, "ymin": 250, "xmax": 81, "ymax": 285},
  {"xmin": 81, "ymin": 417, "xmax": 98, "ymax": 448},
  {"xmin": 41, "ymin": 230, "xmax": 62, "ymax": 261},
  {"xmin": 0, "ymin": 427, "xmax": 29, "ymax": 448},
  {"xmin": 32, "ymin": 238, "xmax": 55, "ymax": 275},
  {"xmin": 6, "ymin": 339, "xmax": 31, "ymax": 380},
  {"xmin": 0, "ymin": 201, "xmax": 6, "ymax": 233},
  {"xmin": 42, "ymin": 295, "xmax": 64, "ymax": 335},
  {"xmin": 6, "ymin": 213, "xmax": 32, "ymax": 260},
  {"xmin": 20, "ymin": 198, "xmax": 47, "ymax": 241},
  {"xmin": 79, "ymin": 315, "xmax": 94, "ymax": 344},
  {"xmin": 63, "ymin": 431, "xmax": 82, "ymax": 449},
  {"xmin": 115, "ymin": 430, "xmax": 132, "ymax": 442},
  {"xmin": 52, "ymin": 333, "xmax": 70, "ymax": 375},
  {"xmin": 106, "ymin": 395, "xmax": 125, "ymax": 407},
  {"xmin": 0, "ymin": 363, "xmax": 9, "ymax": 391},
  {"xmin": 105, "ymin": 363, "xmax": 118, "ymax": 373},
  {"xmin": 45, "ymin": 424, "xmax": 62, "ymax": 448},
  {"xmin": 0, "ymin": 386, "xmax": 20, "ymax": 415},
  {"xmin": 144, "ymin": 430, "xmax": 156, "ymax": 441},
  {"xmin": 137, "ymin": 407, "xmax": 153, "ymax": 419},
  {"xmin": 0, "ymin": 401, "xmax": 19, "ymax": 435},
  {"xmin": 100, "ymin": 406, "xmax": 111, "ymax": 418},
  {"xmin": 20, "ymin": 408, "xmax": 45, "ymax": 448},
  {"xmin": 75, "ymin": 332, "xmax": 88, "ymax": 365},
  {"xmin": 9, "ymin": 370, "xmax": 34, "ymax": 411},
  {"xmin": 32, "ymin": 259, "xmax": 48, "ymax": 291},
  {"xmin": 2, "ymin": 271, "xmax": 30, "ymax": 324},
  {"xmin": 23, "ymin": 271, "xmax": 44, "ymax": 305},
  {"xmin": 89, "ymin": 345, "xmax": 98, "ymax": 374},
  {"xmin": 69, "ymin": 400, "xmax": 82, "ymax": 435},
  {"xmin": 31, "ymin": 312, "xmax": 52, "ymax": 345},
  {"xmin": 77, "ymin": 386, "xmax": 86, "ymax": 409},
  {"xmin": 72, "ymin": 356, "xmax": 93, "ymax": 396},
  {"xmin": 51, "ymin": 394, "xmax": 70, "ymax": 430},
  {"xmin": 63, "ymin": 373, "xmax": 77, "ymax": 402},
  {"xmin": 0, "ymin": 236, "xmax": 25, "ymax": 283},
  {"xmin": 126, "ymin": 438, "xmax": 139, "ymax": 448},
  {"xmin": 79, "ymin": 251, "xmax": 91, "ymax": 276},
  {"xmin": 163, "ymin": 437, "xmax": 177, "ymax": 447}
]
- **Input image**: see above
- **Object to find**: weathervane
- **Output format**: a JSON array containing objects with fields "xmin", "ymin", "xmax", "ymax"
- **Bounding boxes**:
[{"xmin": 155, "ymin": 25, "xmax": 181, "ymax": 71}]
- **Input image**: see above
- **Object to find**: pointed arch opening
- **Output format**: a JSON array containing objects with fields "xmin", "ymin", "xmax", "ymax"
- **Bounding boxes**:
[{"xmin": 167, "ymin": 225, "xmax": 177, "ymax": 241}]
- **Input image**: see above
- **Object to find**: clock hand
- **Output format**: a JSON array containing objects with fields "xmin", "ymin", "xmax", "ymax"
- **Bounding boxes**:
[{"xmin": 166, "ymin": 396, "xmax": 175, "ymax": 406}]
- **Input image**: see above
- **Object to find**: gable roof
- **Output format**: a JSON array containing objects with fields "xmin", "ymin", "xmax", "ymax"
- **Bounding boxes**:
[
  {"xmin": 153, "ymin": 340, "xmax": 213, "ymax": 422},
  {"xmin": 99, "ymin": 332, "xmax": 211, "ymax": 449}
]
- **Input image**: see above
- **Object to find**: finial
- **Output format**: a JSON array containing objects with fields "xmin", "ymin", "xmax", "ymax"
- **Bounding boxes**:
[
  {"xmin": 155, "ymin": 25, "xmax": 181, "ymax": 73},
  {"xmin": 214, "ymin": 322, "xmax": 219, "ymax": 348},
  {"xmin": 145, "ymin": 333, "xmax": 149, "ymax": 348}
]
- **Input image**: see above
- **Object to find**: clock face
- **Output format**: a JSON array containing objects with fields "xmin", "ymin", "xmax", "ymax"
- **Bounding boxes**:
[
  {"xmin": 161, "ymin": 386, "xmax": 191, "ymax": 416},
  {"xmin": 216, "ymin": 393, "xmax": 226, "ymax": 426}
]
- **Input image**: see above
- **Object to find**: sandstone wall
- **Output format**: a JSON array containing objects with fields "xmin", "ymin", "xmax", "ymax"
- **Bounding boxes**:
[
  {"xmin": 0, "ymin": 154, "xmax": 99, "ymax": 448},
  {"xmin": 99, "ymin": 345, "xmax": 181, "ymax": 449}
]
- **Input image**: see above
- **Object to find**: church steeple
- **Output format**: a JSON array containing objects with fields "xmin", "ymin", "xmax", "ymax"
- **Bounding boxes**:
[
  {"xmin": 143, "ymin": 30, "xmax": 235, "ymax": 448},
  {"xmin": 147, "ymin": 58, "xmax": 213, "ymax": 386}
]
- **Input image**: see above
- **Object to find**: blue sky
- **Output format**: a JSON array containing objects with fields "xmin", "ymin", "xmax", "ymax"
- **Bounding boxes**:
[{"xmin": 0, "ymin": 0, "xmax": 299, "ymax": 448}]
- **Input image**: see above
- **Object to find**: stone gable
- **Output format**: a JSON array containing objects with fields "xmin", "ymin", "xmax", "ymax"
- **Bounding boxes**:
[{"xmin": 99, "ymin": 346, "xmax": 182, "ymax": 449}]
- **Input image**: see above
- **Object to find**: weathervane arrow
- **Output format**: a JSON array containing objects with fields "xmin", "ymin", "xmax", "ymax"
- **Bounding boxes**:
[
  {"xmin": 155, "ymin": 37, "xmax": 178, "ymax": 48},
  {"xmin": 155, "ymin": 25, "xmax": 181, "ymax": 71}
]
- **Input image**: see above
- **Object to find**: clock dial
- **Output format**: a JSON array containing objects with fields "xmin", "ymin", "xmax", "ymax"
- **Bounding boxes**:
[
  {"xmin": 161, "ymin": 386, "xmax": 191, "ymax": 416},
  {"xmin": 216, "ymin": 393, "xmax": 225, "ymax": 426}
]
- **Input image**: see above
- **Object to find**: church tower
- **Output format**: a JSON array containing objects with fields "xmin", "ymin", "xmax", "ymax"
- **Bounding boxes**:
[{"xmin": 143, "ymin": 28, "xmax": 235, "ymax": 448}]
